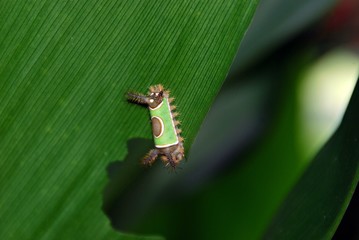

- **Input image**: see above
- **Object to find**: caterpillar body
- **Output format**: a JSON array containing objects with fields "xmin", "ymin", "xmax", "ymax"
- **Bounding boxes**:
[{"xmin": 127, "ymin": 84, "xmax": 184, "ymax": 169}]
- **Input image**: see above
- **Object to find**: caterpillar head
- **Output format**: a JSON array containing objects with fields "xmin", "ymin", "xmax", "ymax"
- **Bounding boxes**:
[
  {"xmin": 127, "ymin": 84, "xmax": 168, "ymax": 108},
  {"xmin": 147, "ymin": 85, "xmax": 164, "ymax": 108}
]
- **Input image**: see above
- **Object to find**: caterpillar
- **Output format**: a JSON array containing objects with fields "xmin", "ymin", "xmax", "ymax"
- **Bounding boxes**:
[{"xmin": 127, "ymin": 84, "xmax": 185, "ymax": 169}]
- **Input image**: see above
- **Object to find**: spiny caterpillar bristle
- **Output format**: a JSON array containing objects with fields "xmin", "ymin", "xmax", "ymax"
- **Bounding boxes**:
[
  {"xmin": 172, "ymin": 112, "xmax": 179, "ymax": 118},
  {"xmin": 126, "ymin": 92, "xmax": 147, "ymax": 105},
  {"xmin": 149, "ymin": 84, "xmax": 165, "ymax": 94},
  {"xmin": 127, "ymin": 84, "xmax": 185, "ymax": 170},
  {"xmin": 142, "ymin": 149, "xmax": 158, "ymax": 166}
]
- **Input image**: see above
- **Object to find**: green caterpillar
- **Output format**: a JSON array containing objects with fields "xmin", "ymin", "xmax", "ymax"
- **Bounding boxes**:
[{"xmin": 127, "ymin": 84, "xmax": 184, "ymax": 169}]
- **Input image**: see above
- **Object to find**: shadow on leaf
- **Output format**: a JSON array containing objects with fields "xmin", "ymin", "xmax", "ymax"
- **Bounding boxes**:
[{"xmin": 103, "ymin": 138, "xmax": 186, "ymax": 233}]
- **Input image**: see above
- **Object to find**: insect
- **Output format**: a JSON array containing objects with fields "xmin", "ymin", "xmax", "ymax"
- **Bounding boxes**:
[{"xmin": 127, "ymin": 84, "xmax": 185, "ymax": 169}]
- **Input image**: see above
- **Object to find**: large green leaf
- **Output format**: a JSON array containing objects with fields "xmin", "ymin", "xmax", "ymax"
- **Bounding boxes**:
[{"xmin": 0, "ymin": 0, "xmax": 259, "ymax": 239}]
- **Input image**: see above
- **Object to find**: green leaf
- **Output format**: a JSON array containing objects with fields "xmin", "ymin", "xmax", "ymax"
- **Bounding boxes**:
[
  {"xmin": 0, "ymin": 0, "xmax": 259, "ymax": 239},
  {"xmin": 264, "ymin": 76, "xmax": 359, "ymax": 239}
]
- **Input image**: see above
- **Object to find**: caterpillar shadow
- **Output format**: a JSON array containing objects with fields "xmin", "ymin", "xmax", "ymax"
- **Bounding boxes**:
[{"xmin": 102, "ymin": 138, "xmax": 183, "ymax": 233}]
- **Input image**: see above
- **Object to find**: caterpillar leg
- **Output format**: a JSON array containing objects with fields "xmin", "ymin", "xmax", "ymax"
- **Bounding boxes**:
[
  {"xmin": 142, "ymin": 149, "xmax": 159, "ymax": 166},
  {"xmin": 164, "ymin": 153, "xmax": 177, "ymax": 170},
  {"xmin": 172, "ymin": 145, "xmax": 184, "ymax": 162}
]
